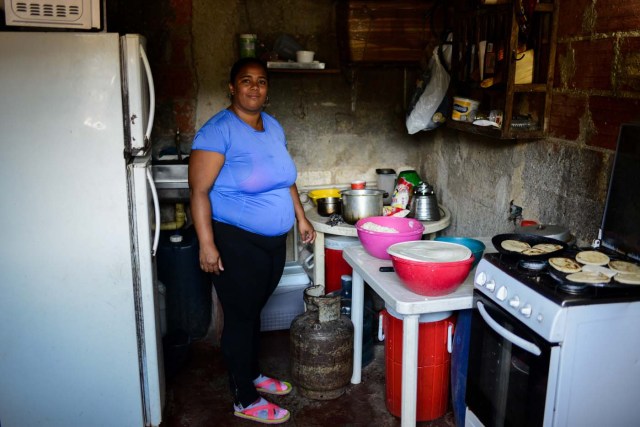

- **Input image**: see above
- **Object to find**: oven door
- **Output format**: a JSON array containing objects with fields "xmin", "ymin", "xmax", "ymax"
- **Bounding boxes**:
[{"xmin": 465, "ymin": 291, "xmax": 558, "ymax": 427}]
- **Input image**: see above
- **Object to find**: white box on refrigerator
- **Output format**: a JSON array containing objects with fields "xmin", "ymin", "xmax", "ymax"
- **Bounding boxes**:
[{"xmin": 261, "ymin": 262, "xmax": 311, "ymax": 331}]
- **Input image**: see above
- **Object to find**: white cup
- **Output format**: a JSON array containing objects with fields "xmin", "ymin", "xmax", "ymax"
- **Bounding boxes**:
[{"xmin": 296, "ymin": 50, "xmax": 315, "ymax": 63}]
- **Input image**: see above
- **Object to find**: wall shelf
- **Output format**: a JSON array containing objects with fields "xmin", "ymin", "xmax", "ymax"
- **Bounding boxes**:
[
  {"xmin": 448, "ymin": 0, "xmax": 559, "ymax": 140},
  {"xmin": 268, "ymin": 68, "xmax": 341, "ymax": 75}
]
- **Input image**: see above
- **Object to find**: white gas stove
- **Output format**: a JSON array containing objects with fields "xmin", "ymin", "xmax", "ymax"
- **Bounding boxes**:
[{"xmin": 465, "ymin": 123, "xmax": 640, "ymax": 427}]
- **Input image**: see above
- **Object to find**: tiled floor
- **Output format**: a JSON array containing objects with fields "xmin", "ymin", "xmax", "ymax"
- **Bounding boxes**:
[{"xmin": 160, "ymin": 329, "xmax": 457, "ymax": 426}]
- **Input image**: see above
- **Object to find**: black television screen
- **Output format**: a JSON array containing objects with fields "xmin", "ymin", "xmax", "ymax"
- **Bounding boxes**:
[{"xmin": 600, "ymin": 123, "xmax": 640, "ymax": 261}]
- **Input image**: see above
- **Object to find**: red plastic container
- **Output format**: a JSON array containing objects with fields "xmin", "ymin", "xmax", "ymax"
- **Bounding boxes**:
[
  {"xmin": 324, "ymin": 236, "xmax": 360, "ymax": 294},
  {"xmin": 390, "ymin": 254, "xmax": 474, "ymax": 296},
  {"xmin": 381, "ymin": 307, "xmax": 455, "ymax": 421}
]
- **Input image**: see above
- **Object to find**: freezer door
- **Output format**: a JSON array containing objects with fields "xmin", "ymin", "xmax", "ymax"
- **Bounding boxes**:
[
  {"xmin": 122, "ymin": 34, "xmax": 156, "ymax": 157},
  {"xmin": 129, "ymin": 156, "xmax": 165, "ymax": 426}
]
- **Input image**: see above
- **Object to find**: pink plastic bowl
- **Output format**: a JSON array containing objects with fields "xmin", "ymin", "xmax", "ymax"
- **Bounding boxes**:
[
  {"xmin": 390, "ymin": 254, "xmax": 474, "ymax": 296},
  {"xmin": 355, "ymin": 216, "xmax": 425, "ymax": 260}
]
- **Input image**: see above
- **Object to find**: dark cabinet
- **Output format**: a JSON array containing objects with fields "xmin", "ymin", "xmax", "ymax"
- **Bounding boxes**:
[{"xmin": 448, "ymin": 0, "xmax": 559, "ymax": 139}]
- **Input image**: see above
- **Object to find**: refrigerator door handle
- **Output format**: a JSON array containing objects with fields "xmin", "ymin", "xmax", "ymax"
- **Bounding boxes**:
[
  {"xmin": 139, "ymin": 44, "xmax": 156, "ymax": 146},
  {"xmin": 147, "ymin": 168, "xmax": 161, "ymax": 256}
]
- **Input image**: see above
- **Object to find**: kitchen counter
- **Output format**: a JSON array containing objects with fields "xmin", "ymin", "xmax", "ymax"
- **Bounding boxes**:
[{"xmin": 306, "ymin": 206, "xmax": 451, "ymax": 291}]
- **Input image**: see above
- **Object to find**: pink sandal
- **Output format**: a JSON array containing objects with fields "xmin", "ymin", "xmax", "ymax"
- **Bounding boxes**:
[
  {"xmin": 254, "ymin": 375, "xmax": 292, "ymax": 395},
  {"xmin": 234, "ymin": 398, "xmax": 290, "ymax": 424}
]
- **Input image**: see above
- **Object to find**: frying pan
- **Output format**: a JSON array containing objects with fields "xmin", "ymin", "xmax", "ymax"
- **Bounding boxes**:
[{"xmin": 492, "ymin": 233, "xmax": 568, "ymax": 260}]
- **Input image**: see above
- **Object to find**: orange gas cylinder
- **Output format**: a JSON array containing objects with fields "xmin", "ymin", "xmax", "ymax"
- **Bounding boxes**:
[{"xmin": 381, "ymin": 307, "xmax": 455, "ymax": 421}]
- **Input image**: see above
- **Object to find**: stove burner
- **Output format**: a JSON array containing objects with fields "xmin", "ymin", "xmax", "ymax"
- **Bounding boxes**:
[
  {"xmin": 546, "ymin": 267, "xmax": 591, "ymax": 294},
  {"xmin": 518, "ymin": 258, "xmax": 547, "ymax": 273},
  {"xmin": 556, "ymin": 281, "xmax": 589, "ymax": 295}
]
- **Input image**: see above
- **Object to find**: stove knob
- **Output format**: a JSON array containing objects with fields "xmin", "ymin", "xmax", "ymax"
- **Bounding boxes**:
[
  {"xmin": 485, "ymin": 280, "xmax": 496, "ymax": 292},
  {"xmin": 496, "ymin": 286, "xmax": 508, "ymax": 301},
  {"xmin": 520, "ymin": 304, "xmax": 532, "ymax": 318},
  {"xmin": 475, "ymin": 272, "xmax": 487, "ymax": 287},
  {"xmin": 509, "ymin": 296, "xmax": 520, "ymax": 308}
]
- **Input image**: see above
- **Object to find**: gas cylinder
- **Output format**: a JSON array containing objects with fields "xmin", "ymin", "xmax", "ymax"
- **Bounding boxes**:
[{"xmin": 290, "ymin": 286, "xmax": 354, "ymax": 400}]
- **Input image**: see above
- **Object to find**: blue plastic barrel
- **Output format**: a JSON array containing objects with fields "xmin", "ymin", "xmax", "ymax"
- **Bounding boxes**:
[
  {"xmin": 451, "ymin": 309, "xmax": 472, "ymax": 427},
  {"xmin": 157, "ymin": 226, "xmax": 212, "ymax": 340}
]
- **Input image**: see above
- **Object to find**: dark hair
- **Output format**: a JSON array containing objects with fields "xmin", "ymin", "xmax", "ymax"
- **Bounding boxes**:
[{"xmin": 229, "ymin": 57, "xmax": 269, "ymax": 83}]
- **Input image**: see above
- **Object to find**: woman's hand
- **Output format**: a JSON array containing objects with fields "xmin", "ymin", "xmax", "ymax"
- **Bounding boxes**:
[
  {"xmin": 297, "ymin": 217, "xmax": 316, "ymax": 244},
  {"xmin": 289, "ymin": 183, "xmax": 316, "ymax": 244},
  {"xmin": 199, "ymin": 242, "xmax": 224, "ymax": 275}
]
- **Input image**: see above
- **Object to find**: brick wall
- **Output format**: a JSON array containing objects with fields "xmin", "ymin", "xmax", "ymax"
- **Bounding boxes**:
[
  {"xmin": 550, "ymin": 0, "xmax": 640, "ymax": 150},
  {"xmin": 107, "ymin": 0, "xmax": 197, "ymax": 148}
]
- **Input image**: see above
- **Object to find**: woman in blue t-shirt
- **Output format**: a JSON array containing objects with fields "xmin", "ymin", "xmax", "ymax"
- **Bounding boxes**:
[{"xmin": 189, "ymin": 57, "xmax": 316, "ymax": 424}]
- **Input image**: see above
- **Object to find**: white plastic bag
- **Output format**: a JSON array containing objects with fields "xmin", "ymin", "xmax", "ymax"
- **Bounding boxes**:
[{"xmin": 406, "ymin": 43, "xmax": 452, "ymax": 134}]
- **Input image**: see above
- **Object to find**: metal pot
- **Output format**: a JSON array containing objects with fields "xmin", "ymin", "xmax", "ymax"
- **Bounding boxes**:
[
  {"xmin": 340, "ymin": 189, "xmax": 385, "ymax": 225},
  {"xmin": 317, "ymin": 197, "xmax": 342, "ymax": 217}
]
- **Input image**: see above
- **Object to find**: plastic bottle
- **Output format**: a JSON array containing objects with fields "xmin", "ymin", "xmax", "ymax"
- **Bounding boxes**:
[{"xmin": 239, "ymin": 34, "xmax": 257, "ymax": 58}]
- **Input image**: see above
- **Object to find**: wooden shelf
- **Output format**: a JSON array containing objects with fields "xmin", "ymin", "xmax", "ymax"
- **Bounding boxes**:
[
  {"xmin": 268, "ymin": 68, "xmax": 341, "ymax": 75},
  {"xmin": 447, "ymin": 120, "xmax": 505, "ymax": 138},
  {"xmin": 534, "ymin": 3, "xmax": 554, "ymax": 13},
  {"xmin": 514, "ymin": 83, "xmax": 548, "ymax": 93},
  {"xmin": 447, "ymin": 0, "xmax": 559, "ymax": 140}
]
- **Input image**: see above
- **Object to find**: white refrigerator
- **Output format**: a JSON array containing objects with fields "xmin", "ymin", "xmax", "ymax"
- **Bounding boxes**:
[{"xmin": 0, "ymin": 32, "xmax": 164, "ymax": 426}]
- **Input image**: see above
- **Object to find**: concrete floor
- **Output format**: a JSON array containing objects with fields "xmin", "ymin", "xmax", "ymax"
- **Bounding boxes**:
[{"xmin": 161, "ymin": 330, "xmax": 457, "ymax": 427}]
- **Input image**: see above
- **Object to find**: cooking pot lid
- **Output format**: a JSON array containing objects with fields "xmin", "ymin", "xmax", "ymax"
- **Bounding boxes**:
[
  {"xmin": 514, "ymin": 224, "xmax": 571, "ymax": 242},
  {"xmin": 387, "ymin": 241, "xmax": 471, "ymax": 262},
  {"xmin": 340, "ymin": 189, "xmax": 385, "ymax": 196}
]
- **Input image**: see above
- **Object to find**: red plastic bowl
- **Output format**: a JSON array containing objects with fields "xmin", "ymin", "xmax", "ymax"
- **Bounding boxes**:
[
  {"xmin": 356, "ymin": 216, "xmax": 425, "ymax": 260},
  {"xmin": 390, "ymin": 254, "xmax": 475, "ymax": 296}
]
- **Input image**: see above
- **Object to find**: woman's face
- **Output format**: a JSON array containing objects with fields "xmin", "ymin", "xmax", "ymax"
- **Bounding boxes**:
[{"xmin": 229, "ymin": 63, "xmax": 268, "ymax": 114}]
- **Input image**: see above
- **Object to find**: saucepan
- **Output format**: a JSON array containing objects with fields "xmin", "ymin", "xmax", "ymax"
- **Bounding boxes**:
[
  {"xmin": 317, "ymin": 197, "xmax": 342, "ymax": 217},
  {"xmin": 340, "ymin": 189, "xmax": 386, "ymax": 225}
]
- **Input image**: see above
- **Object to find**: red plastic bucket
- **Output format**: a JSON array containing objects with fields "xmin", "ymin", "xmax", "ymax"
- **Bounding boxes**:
[
  {"xmin": 380, "ymin": 307, "xmax": 455, "ymax": 421},
  {"xmin": 324, "ymin": 236, "xmax": 359, "ymax": 294}
]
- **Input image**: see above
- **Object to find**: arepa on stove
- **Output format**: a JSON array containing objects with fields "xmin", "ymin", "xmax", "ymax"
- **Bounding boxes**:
[
  {"xmin": 609, "ymin": 260, "xmax": 640, "ymax": 274},
  {"xmin": 549, "ymin": 257, "xmax": 582, "ymax": 274},
  {"xmin": 575, "ymin": 250, "xmax": 610, "ymax": 266}
]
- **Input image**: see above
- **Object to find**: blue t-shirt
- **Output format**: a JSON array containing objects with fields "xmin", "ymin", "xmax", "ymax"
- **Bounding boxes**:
[{"xmin": 191, "ymin": 109, "xmax": 297, "ymax": 236}]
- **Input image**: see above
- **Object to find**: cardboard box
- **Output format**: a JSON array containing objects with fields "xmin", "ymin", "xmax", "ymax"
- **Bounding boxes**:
[{"xmin": 260, "ymin": 262, "xmax": 311, "ymax": 331}]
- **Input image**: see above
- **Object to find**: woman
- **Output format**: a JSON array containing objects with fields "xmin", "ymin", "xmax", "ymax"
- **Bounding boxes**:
[{"xmin": 189, "ymin": 57, "xmax": 316, "ymax": 424}]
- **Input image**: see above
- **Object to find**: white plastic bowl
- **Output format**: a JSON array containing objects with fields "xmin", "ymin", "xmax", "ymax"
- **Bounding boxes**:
[{"xmin": 296, "ymin": 50, "xmax": 315, "ymax": 63}]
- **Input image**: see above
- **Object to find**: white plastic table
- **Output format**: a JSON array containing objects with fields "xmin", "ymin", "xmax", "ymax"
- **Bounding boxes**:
[
  {"xmin": 306, "ymin": 206, "xmax": 451, "ymax": 291},
  {"xmin": 342, "ymin": 245, "xmax": 475, "ymax": 427}
]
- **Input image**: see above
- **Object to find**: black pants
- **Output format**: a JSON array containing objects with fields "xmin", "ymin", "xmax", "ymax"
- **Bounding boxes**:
[{"xmin": 211, "ymin": 221, "xmax": 287, "ymax": 407}]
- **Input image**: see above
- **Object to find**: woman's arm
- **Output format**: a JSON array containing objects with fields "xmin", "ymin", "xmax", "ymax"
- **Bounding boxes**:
[
  {"xmin": 290, "ymin": 184, "xmax": 316, "ymax": 244},
  {"xmin": 189, "ymin": 150, "xmax": 225, "ymax": 274}
]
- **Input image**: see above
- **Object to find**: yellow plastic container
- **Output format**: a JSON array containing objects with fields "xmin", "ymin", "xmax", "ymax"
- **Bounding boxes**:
[
  {"xmin": 452, "ymin": 97, "xmax": 480, "ymax": 122},
  {"xmin": 308, "ymin": 188, "xmax": 341, "ymax": 205}
]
